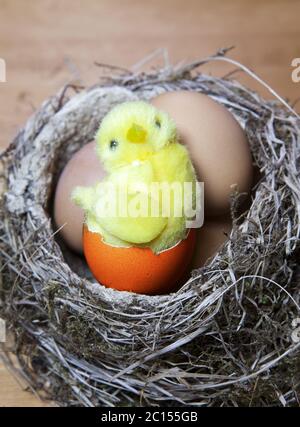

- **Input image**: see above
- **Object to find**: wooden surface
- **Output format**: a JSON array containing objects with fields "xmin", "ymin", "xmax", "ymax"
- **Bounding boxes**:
[
  {"xmin": 0, "ymin": 361, "xmax": 48, "ymax": 407},
  {"xmin": 0, "ymin": 0, "xmax": 299, "ymax": 407}
]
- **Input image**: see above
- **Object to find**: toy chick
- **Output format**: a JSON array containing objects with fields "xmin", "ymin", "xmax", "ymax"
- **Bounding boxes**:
[{"xmin": 72, "ymin": 101, "xmax": 197, "ymax": 254}]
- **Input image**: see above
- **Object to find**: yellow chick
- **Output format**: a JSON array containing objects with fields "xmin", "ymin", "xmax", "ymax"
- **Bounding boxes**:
[{"xmin": 72, "ymin": 101, "xmax": 197, "ymax": 254}]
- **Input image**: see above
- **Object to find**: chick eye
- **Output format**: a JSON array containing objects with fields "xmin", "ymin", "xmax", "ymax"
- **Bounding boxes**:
[
  {"xmin": 110, "ymin": 140, "xmax": 118, "ymax": 150},
  {"xmin": 155, "ymin": 118, "xmax": 161, "ymax": 128}
]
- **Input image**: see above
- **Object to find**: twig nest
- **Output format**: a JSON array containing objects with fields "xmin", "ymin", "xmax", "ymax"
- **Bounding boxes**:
[{"xmin": 1, "ymin": 55, "xmax": 300, "ymax": 407}]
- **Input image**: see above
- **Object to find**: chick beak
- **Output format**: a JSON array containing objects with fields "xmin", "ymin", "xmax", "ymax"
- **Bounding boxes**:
[{"xmin": 127, "ymin": 123, "xmax": 147, "ymax": 144}]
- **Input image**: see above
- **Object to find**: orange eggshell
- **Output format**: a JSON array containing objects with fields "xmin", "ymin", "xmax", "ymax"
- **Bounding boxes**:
[{"xmin": 83, "ymin": 226, "xmax": 197, "ymax": 295}]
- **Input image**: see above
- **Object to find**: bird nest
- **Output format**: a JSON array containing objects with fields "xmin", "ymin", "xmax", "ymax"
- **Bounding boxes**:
[{"xmin": 1, "ymin": 51, "xmax": 300, "ymax": 407}]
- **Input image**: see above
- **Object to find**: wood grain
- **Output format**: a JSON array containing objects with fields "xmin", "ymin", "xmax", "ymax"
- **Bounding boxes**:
[
  {"xmin": 0, "ymin": 0, "xmax": 299, "ymax": 406},
  {"xmin": 0, "ymin": 360, "xmax": 48, "ymax": 407}
]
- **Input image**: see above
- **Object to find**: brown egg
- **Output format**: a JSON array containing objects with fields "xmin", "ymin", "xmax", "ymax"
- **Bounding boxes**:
[
  {"xmin": 151, "ymin": 91, "xmax": 253, "ymax": 217},
  {"xmin": 192, "ymin": 218, "xmax": 232, "ymax": 268},
  {"xmin": 54, "ymin": 141, "xmax": 106, "ymax": 253}
]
